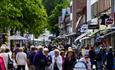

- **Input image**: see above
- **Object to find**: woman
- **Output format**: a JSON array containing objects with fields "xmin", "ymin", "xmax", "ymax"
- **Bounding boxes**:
[
  {"xmin": 11, "ymin": 52, "xmax": 17, "ymax": 70},
  {"xmin": 0, "ymin": 48, "xmax": 6, "ymax": 70},
  {"xmin": 64, "ymin": 48, "xmax": 76, "ymax": 70},
  {"xmin": 16, "ymin": 47, "xmax": 27, "ymax": 70},
  {"xmin": 51, "ymin": 49, "xmax": 62, "ymax": 70}
]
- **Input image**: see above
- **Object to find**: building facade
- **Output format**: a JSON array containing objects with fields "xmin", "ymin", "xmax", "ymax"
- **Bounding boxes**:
[{"xmin": 85, "ymin": 0, "xmax": 115, "ymax": 48}]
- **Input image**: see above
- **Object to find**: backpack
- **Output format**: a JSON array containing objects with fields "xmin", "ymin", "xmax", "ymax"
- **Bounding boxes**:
[{"xmin": 38, "ymin": 55, "xmax": 47, "ymax": 70}]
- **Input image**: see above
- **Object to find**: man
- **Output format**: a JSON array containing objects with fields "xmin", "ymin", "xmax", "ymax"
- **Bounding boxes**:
[
  {"xmin": 27, "ymin": 46, "xmax": 36, "ymax": 70},
  {"xmin": 80, "ymin": 55, "xmax": 91, "ymax": 70},
  {"xmin": 106, "ymin": 47, "xmax": 114, "ymax": 70},
  {"xmin": 33, "ymin": 46, "xmax": 47, "ymax": 70}
]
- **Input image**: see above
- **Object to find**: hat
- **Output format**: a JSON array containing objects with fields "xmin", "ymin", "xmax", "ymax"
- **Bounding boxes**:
[
  {"xmin": 44, "ymin": 48, "xmax": 49, "ymax": 51},
  {"xmin": 30, "ymin": 45, "xmax": 34, "ymax": 48},
  {"xmin": 54, "ymin": 49, "xmax": 60, "ymax": 52}
]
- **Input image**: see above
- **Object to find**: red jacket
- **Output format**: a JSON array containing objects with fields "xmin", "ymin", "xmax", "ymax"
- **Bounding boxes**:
[{"xmin": 0, "ymin": 56, "xmax": 6, "ymax": 70}]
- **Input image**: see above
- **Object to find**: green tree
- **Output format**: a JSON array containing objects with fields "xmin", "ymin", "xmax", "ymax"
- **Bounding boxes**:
[
  {"xmin": 43, "ymin": 0, "xmax": 69, "ymax": 36},
  {"xmin": 0, "ymin": 0, "xmax": 47, "ymax": 36},
  {"xmin": 43, "ymin": 0, "xmax": 69, "ymax": 16}
]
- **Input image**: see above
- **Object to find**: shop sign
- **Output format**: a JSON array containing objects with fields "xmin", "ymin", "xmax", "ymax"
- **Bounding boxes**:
[
  {"xmin": 96, "ymin": 33, "xmax": 101, "ymax": 42},
  {"xmin": 80, "ymin": 24, "xmax": 88, "ymax": 33},
  {"xmin": 106, "ymin": 18, "xmax": 113, "ymax": 25},
  {"xmin": 88, "ymin": 25, "xmax": 99, "ymax": 29}
]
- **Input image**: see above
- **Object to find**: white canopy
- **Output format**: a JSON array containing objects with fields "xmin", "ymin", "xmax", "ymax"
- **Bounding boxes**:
[
  {"xmin": 74, "ymin": 32, "xmax": 89, "ymax": 42},
  {"xmin": 9, "ymin": 35, "xmax": 27, "ymax": 40}
]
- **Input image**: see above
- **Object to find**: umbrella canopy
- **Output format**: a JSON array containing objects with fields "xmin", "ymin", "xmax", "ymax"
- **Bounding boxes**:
[{"xmin": 9, "ymin": 35, "xmax": 27, "ymax": 40}]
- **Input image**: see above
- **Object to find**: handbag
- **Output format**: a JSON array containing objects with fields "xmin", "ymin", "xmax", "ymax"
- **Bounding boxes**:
[{"xmin": 8, "ymin": 54, "xmax": 14, "ymax": 69}]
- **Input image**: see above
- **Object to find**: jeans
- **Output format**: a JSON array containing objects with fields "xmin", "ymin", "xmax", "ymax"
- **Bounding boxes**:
[{"xmin": 97, "ymin": 62, "xmax": 103, "ymax": 70}]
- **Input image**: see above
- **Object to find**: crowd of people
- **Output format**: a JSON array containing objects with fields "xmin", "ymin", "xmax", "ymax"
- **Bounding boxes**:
[{"xmin": 0, "ymin": 44, "xmax": 114, "ymax": 70}]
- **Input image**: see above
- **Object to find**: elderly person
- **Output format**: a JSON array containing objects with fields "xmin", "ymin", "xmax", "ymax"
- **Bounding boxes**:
[
  {"xmin": 44, "ymin": 48, "xmax": 52, "ymax": 70},
  {"xmin": 16, "ymin": 47, "xmax": 27, "ymax": 70},
  {"xmin": 51, "ymin": 49, "xmax": 62, "ymax": 70}
]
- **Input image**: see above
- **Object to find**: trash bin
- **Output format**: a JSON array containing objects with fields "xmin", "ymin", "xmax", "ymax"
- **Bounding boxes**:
[{"xmin": 73, "ymin": 61, "xmax": 87, "ymax": 70}]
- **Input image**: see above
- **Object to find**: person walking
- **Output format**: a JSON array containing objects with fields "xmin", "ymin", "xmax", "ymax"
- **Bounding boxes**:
[
  {"xmin": 0, "ymin": 49, "xmax": 6, "ymax": 70},
  {"xmin": 60, "ymin": 50, "xmax": 65, "ymax": 70},
  {"xmin": 51, "ymin": 49, "xmax": 62, "ymax": 70},
  {"xmin": 11, "ymin": 52, "xmax": 17, "ymax": 70},
  {"xmin": 106, "ymin": 47, "xmax": 114, "ymax": 70},
  {"xmin": 96, "ymin": 47, "xmax": 106, "ymax": 70},
  {"xmin": 27, "ymin": 46, "xmax": 36, "ymax": 70},
  {"xmin": 33, "ymin": 46, "xmax": 47, "ymax": 70},
  {"xmin": 43, "ymin": 48, "xmax": 52, "ymax": 70},
  {"xmin": 80, "ymin": 55, "xmax": 91, "ymax": 70},
  {"xmin": 63, "ymin": 48, "xmax": 76, "ymax": 70},
  {"xmin": 16, "ymin": 47, "xmax": 27, "ymax": 70},
  {"xmin": 89, "ymin": 47, "xmax": 96, "ymax": 69}
]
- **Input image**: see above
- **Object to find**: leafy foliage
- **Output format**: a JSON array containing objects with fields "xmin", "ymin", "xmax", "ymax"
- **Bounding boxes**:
[
  {"xmin": 43, "ymin": 0, "xmax": 69, "ymax": 36},
  {"xmin": 0, "ymin": 0, "xmax": 47, "ymax": 36}
]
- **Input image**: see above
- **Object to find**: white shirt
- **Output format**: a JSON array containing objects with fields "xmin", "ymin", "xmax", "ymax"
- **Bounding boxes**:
[
  {"xmin": 16, "ymin": 52, "xmax": 27, "ymax": 65},
  {"xmin": 48, "ymin": 50, "xmax": 55, "ymax": 58},
  {"xmin": 51, "ymin": 55, "xmax": 62, "ymax": 70}
]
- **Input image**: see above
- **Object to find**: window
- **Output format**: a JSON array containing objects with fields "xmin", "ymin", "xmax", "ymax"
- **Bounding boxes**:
[{"xmin": 91, "ymin": 2, "xmax": 98, "ymax": 18}]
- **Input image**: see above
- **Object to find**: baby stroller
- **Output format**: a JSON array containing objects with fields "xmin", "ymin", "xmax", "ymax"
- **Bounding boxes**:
[{"xmin": 73, "ymin": 61, "xmax": 88, "ymax": 70}]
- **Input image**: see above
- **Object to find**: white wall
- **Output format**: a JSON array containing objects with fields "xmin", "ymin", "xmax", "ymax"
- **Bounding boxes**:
[
  {"xmin": 87, "ymin": 0, "xmax": 98, "ymax": 22},
  {"xmin": 91, "ymin": 0, "xmax": 98, "ymax": 5},
  {"xmin": 87, "ymin": 0, "xmax": 91, "ymax": 22}
]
